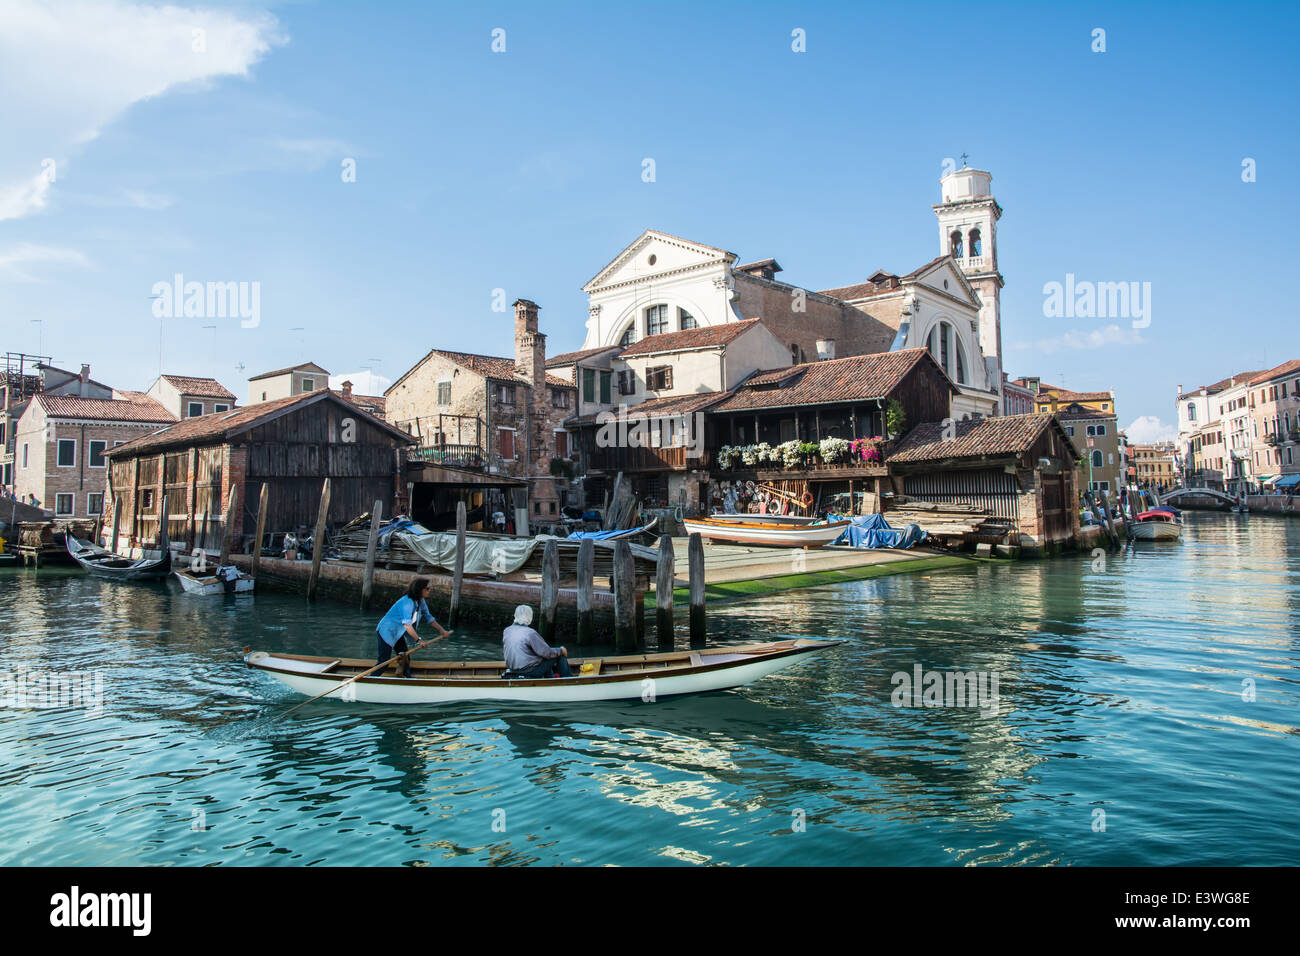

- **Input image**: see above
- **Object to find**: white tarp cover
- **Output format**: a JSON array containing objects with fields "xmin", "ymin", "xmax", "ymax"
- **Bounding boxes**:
[{"xmin": 396, "ymin": 531, "xmax": 538, "ymax": 575}]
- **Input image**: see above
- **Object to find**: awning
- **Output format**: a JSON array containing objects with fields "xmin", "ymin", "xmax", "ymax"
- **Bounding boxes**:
[
  {"xmin": 1257, "ymin": 475, "xmax": 1277, "ymax": 483},
  {"xmin": 1273, "ymin": 474, "xmax": 1300, "ymax": 489}
]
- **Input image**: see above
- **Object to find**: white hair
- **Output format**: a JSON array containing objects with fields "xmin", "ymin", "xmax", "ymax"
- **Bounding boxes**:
[{"xmin": 513, "ymin": 605, "xmax": 533, "ymax": 626}]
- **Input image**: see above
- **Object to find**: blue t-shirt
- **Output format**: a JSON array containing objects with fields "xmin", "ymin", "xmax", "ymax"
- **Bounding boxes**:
[{"xmin": 377, "ymin": 595, "xmax": 436, "ymax": 647}]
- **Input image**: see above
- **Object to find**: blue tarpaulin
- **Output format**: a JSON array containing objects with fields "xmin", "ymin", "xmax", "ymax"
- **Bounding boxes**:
[
  {"xmin": 566, "ymin": 524, "xmax": 652, "ymax": 541},
  {"xmin": 1273, "ymin": 474, "xmax": 1300, "ymax": 489},
  {"xmin": 828, "ymin": 513, "xmax": 927, "ymax": 550}
]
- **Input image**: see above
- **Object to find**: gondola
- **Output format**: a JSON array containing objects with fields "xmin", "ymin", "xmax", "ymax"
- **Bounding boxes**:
[
  {"xmin": 66, "ymin": 534, "xmax": 174, "ymax": 580},
  {"xmin": 245, "ymin": 638, "xmax": 842, "ymax": 705}
]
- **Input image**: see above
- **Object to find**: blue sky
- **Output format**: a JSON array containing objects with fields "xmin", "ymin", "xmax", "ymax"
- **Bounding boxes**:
[{"xmin": 2, "ymin": 0, "xmax": 1296, "ymax": 440}]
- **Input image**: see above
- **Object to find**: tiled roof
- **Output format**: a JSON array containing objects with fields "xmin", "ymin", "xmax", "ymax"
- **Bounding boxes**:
[
  {"xmin": 890, "ymin": 413, "xmax": 1079, "ymax": 464},
  {"xmin": 344, "ymin": 392, "xmax": 386, "ymax": 414},
  {"xmin": 35, "ymin": 393, "xmax": 175, "ymax": 423},
  {"xmin": 160, "ymin": 374, "xmax": 237, "ymax": 399},
  {"xmin": 819, "ymin": 257, "xmax": 949, "ymax": 301},
  {"xmin": 106, "ymin": 390, "xmax": 414, "ymax": 457},
  {"xmin": 248, "ymin": 362, "xmax": 330, "ymax": 382},
  {"xmin": 566, "ymin": 391, "xmax": 727, "ymax": 427},
  {"xmin": 618, "ymin": 319, "xmax": 762, "ymax": 357},
  {"xmin": 1051, "ymin": 406, "xmax": 1116, "ymax": 421},
  {"xmin": 1035, "ymin": 384, "xmax": 1113, "ymax": 403},
  {"xmin": 1251, "ymin": 359, "xmax": 1300, "ymax": 384},
  {"xmin": 545, "ymin": 345, "xmax": 620, "ymax": 368},
  {"xmin": 428, "ymin": 350, "xmax": 574, "ymax": 389},
  {"xmin": 710, "ymin": 348, "xmax": 952, "ymax": 413}
]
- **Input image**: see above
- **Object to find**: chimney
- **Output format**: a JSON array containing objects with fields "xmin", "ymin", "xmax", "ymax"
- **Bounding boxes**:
[
  {"xmin": 1050, "ymin": 394, "xmax": 1059, "ymax": 415},
  {"xmin": 815, "ymin": 339, "xmax": 836, "ymax": 361},
  {"xmin": 80, "ymin": 364, "xmax": 90, "ymax": 397},
  {"xmin": 341, "ymin": 380, "xmax": 353, "ymax": 402},
  {"xmin": 1176, "ymin": 384, "xmax": 1183, "ymax": 396},
  {"xmin": 514, "ymin": 299, "xmax": 545, "ymax": 394}
]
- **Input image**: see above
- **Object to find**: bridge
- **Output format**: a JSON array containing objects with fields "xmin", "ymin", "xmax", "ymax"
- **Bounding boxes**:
[{"xmin": 1163, "ymin": 486, "xmax": 1242, "ymax": 508}]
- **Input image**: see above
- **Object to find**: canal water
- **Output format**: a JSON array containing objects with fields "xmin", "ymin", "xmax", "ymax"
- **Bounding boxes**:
[{"xmin": 1, "ymin": 511, "xmax": 1296, "ymax": 866}]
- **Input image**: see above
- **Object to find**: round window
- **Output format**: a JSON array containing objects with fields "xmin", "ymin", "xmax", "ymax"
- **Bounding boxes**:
[
  {"xmin": 943, "ymin": 279, "xmax": 949, "ymax": 289},
  {"xmin": 648, "ymin": 254, "xmax": 657, "ymax": 265}
]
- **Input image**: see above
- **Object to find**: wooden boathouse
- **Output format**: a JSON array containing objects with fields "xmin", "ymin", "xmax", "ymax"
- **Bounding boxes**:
[{"xmin": 102, "ymin": 390, "xmax": 414, "ymax": 556}]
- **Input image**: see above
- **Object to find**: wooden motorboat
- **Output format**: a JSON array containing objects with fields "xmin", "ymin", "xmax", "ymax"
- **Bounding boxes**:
[
  {"xmin": 1131, "ymin": 509, "xmax": 1181, "ymax": 541},
  {"xmin": 173, "ymin": 565, "xmax": 255, "ymax": 595},
  {"xmin": 245, "ymin": 638, "xmax": 841, "ymax": 705},
  {"xmin": 704, "ymin": 513, "xmax": 820, "ymax": 525},
  {"xmin": 682, "ymin": 516, "xmax": 850, "ymax": 548},
  {"xmin": 65, "ymin": 534, "xmax": 173, "ymax": 579}
]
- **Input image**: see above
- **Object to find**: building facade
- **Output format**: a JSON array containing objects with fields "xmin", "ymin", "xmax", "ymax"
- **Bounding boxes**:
[{"xmin": 146, "ymin": 374, "xmax": 237, "ymax": 419}]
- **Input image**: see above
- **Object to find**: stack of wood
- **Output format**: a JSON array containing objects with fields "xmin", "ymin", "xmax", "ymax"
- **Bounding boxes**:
[
  {"xmin": 602, "ymin": 472, "xmax": 642, "ymax": 532},
  {"xmin": 884, "ymin": 499, "xmax": 1016, "ymax": 544}
]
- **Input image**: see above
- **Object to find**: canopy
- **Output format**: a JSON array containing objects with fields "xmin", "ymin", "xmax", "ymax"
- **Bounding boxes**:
[
  {"xmin": 1273, "ymin": 474, "xmax": 1300, "ymax": 489},
  {"xmin": 828, "ymin": 513, "xmax": 927, "ymax": 550}
]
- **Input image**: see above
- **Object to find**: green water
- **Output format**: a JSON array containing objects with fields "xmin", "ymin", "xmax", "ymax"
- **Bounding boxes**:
[{"xmin": 1, "ymin": 511, "xmax": 1296, "ymax": 866}]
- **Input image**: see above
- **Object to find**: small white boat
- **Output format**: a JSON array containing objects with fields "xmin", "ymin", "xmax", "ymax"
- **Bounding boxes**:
[
  {"xmin": 244, "ymin": 638, "xmax": 840, "ymax": 705},
  {"xmin": 174, "ymin": 566, "xmax": 255, "ymax": 595},
  {"xmin": 1131, "ymin": 509, "xmax": 1181, "ymax": 541},
  {"xmin": 682, "ymin": 516, "xmax": 850, "ymax": 548}
]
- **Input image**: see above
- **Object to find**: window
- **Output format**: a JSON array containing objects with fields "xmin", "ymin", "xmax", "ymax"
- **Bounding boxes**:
[
  {"xmin": 1086, "ymin": 425, "xmax": 1096, "ymax": 437},
  {"xmin": 619, "ymin": 325, "xmax": 635, "ymax": 348},
  {"xmin": 142, "ymin": 489, "xmax": 155, "ymax": 509},
  {"xmin": 88, "ymin": 440, "xmax": 107, "ymax": 468},
  {"xmin": 87, "ymin": 493, "xmax": 103, "ymax": 515},
  {"xmin": 617, "ymin": 369, "xmax": 636, "ymax": 395},
  {"xmin": 261, "ymin": 392, "xmax": 267, "ymax": 401},
  {"xmin": 1092, "ymin": 450, "xmax": 1103, "ymax": 468},
  {"xmin": 57, "ymin": 439, "xmax": 76, "ymax": 467},
  {"xmin": 1066, "ymin": 426, "xmax": 1075, "ymax": 436},
  {"xmin": 187, "ymin": 402, "xmax": 203, "ymax": 417},
  {"xmin": 1095, "ymin": 424, "xmax": 1107, "ymax": 435},
  {"xmin": 498, "ymin": 428, "xmax": 515, "ymax": 461},
  {"xmin": 679, "ymin": 308, "xmax": 697, "ymax": 330},
  {"xmin": 214, "ymin": 404, "xmax": 229, "ymax": 414},
  {"xmin": 646, "ymin": 366, "xmax": 673, "ymax": 391},
  {"xmin": 22, "ymin": 443, "xmax": 28, "ymax": 468},
  {"xmin": 550, "ymin": 388, "xmax": 570, "ymax": 409},
  {"xmin": 0, "ymin": 421, "xmax": 5, "ymax": 445},
  {"xmin": 55, "ymin": 493, "xmax": 74, "ymax": 516},
  {"xmin": 949, "ymin": 230, "xmax": 963, "ymax": 258},
  {"xmin": 437, "ymin": 382, "xmax": 452, "ymax": 406},
  {"xmin": 1101, "ymin": 403, "xmax": 1110, "ymax": 411},
  {"xmin": 301, "ymin": 378, "xmax": 314, "ymax": 391},
  {"xmin": 496, "ymin": 384, "xmax": 515, "ymax": 405},
  {"xmin": 534, "ymin": 501, "xmax": 541, "ymax": 515},
  {"xmin": 1090, "ymin": 481, "xmax": 1110, "ymax": 492},
  {"xmin": 645, "ymin": 304, "xmax": 668, "ymax": 336},
  {"xmin": 791, "ymin": 344, "xmax": 801, "ymax": 365},
  {"xmin": 554, "ymin": 431, "xmax": 569, "ymax": 458},
  {"xmin": 582, "ymin": 368, "xmax": 596, "ymax": 403},
  {"xmin": 968, "ymin": 228, "xmax": 982, "ymax": 257},
  {"xmin": 599, "ymin": 371, "xmax": 611, "ymax": 404},
  {"xmin": 1187, "ymin": 403, "xmax": 1196, "ymax": 421}
]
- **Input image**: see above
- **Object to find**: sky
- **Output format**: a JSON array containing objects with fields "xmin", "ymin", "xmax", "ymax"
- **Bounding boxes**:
[{"xmin": 1, "ymin": 0, "xmax": 1296, "ymax": 442}]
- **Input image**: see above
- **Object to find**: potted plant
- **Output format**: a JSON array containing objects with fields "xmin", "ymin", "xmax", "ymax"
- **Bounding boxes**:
[
  {"xmin": 549, "ymin": 457, "xmax": 574, "ymax": 479},
  {"xmin": 819, "ymin": 437, "xmax": 849, "ymax": 464},
  {"xmin": 885, "ymin": 399, "xmax": 906, "ymax": 440}
]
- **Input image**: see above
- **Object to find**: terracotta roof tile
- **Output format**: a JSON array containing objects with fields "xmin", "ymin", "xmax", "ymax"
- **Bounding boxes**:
[
  {"xmin": 247, "ymin": 362, "xmax": 330, "ymax": 382},
  {"xmin": 160, "ymin": 374, "xmax": 237, "ymax": 399},
  {"xmin": 618, "ymin": 319, "xmax": 762, "ymax": 358},
  {"xmin": 890, "ymin": 413, "xmax": 1080, "ymax": 463},
  {"xmin": 566, "ymin": 391, "xmax": 727, "ymax": 427},
  {"xmin": 1036, "ymin": 384, "xmax": 1113, "ymax": 403},
  {"xmin": 545, "ymin": 345, "xmax": 620, "ymax": 368},
  {"xmin": 710, "ymin": 348, "xmax": 951, "ymax": 413},
  {"xmin": 36, "ymin": 393, "xmax": 175, "ymax": 423},
  {"xmin": 1250, "ymin": 359, "xmax": 1300, "ymax": 384},
  {"xmin": 429, "ymin": 350, "xmax": 574, "ymax": 389}
]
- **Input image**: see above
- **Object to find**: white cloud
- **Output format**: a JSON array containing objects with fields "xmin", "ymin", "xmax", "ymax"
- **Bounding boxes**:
[
  {"xmin": 330, "ymin": 371, "xmax": 392, "ymax": 396},
  {"xmin": 1125, "ymin": 415, "xmax": 1177, "ymax": 444},
  {"xmin": 1013, "ymin": 323, "xmax": 1144, "ymax": 354},
  {"xmin": 0, "ymin": 242, "xmax": 91, "ymax": 280},
  {"xmin": 0, "ymin": 0, "xmax": 285, "ymax": 221}
]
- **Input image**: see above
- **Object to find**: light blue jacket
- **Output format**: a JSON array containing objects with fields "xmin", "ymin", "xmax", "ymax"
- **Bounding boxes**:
[{"xmin": 377, "ymin": 595, "xmax": 437, "ymax": 647}]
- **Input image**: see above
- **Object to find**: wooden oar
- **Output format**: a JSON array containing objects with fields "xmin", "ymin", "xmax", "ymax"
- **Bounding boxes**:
[{"xmin": 282, "ymin": 631, "xmax": 454, "ymax": 715}]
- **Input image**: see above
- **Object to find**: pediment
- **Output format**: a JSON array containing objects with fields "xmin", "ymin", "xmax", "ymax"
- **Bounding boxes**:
[
  {"xmin": 583, "ymin": 230, "xmax": 736, "ymax": 292},
  {"xmin": 908, "ymin": 256, "xmax": 981, "ymax": 308}
]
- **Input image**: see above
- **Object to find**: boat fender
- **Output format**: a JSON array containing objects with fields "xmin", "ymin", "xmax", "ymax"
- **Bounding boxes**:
[{"xmin": 801, "ymin": 491, "xmax": 814, "ymax": 507}]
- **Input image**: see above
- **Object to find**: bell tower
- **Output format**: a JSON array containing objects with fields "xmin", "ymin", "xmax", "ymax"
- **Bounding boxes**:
[{"xmin": 933, "ymin": 164, "xmax": 1004, "ymax": 397}]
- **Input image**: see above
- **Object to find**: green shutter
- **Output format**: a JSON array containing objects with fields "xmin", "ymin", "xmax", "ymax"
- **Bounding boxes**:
[
  {"xmin": 583, "ymin": 367, "xmax": 595, "ymax": 403},
  {"xmin": 599, "ymin": 371, "xmax": 611, "ymax": 404}
]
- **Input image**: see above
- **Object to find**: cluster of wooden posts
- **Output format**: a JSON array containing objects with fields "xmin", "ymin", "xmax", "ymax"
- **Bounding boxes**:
[{"xmin": 1083, "ymin": 488, "xmax": 1125, "ymax": 548}]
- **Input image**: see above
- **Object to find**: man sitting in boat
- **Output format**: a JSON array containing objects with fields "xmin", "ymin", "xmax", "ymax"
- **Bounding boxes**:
[
  {"xmin": 376, "ymin": 577, "xmax": 450, "ymax": 677},
  {"xmin": 502, "ymin": 605, "xmax": 572, "ymax": 679}
]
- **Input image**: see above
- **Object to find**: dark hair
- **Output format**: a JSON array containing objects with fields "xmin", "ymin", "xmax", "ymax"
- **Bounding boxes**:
[{"xmin": 407, "ymin": 577, "xmax": 431, "ymax": 600}]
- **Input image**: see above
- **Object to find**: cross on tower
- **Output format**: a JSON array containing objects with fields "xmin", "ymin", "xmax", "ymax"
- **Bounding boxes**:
[{"xmin": 960, "ymin": 152, "xmax": 969, "ymax": 169}]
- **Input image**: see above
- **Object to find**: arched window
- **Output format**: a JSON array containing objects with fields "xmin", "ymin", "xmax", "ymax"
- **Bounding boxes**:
[
  {"xmin": 645, "ymin": 304, "xmax": 668, "ymax": 336},
  {"xmin": 619, "ymin": 324, "xmax": 635, "ymax": 348},
  {"xmin": 791, "ymin": 344, "xmax": 800, "ymax": 365},
  {"xmin": 968, "ymin": 228, "xmax": 982, "ymax": 257},
  {"xmin": 679, "ymin": 308, "xmax": 697, "ymax": 330},
  {"xmin": 1092, "ymin": 450, "xmax": 1104, "ymax": 468},
  {"xmin": 949, "ymin": 230, "xmax": 963, "ymax": 258},
  {"xmin": 927, "ymin": 321, "xmax": 968, "ymax": 384},
  {"xmin": 1186, "ymin": 402, "xmax": 1196, "ymax": 421}
]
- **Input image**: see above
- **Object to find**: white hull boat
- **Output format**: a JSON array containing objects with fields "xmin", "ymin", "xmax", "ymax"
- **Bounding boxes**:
[
  {"xmin": 1131, "ymin": 521, "xmax": 1181, "ymax": 540},
  {"xmin": 174, "ymin": 567, "xmax": 255, "ymax": 594},
  {"xmin": 244, "ymin": 638, "xmax": 840, "ymax": 705},
  {"xmin": 682, "ymin": 517, "xmax": 849, "ymax": 548}
]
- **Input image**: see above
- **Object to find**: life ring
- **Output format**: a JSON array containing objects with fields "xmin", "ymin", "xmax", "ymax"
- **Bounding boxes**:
[
  {"xmin": 768, "ymin": 500, "xmax": 781, "ymax": 514},
  {"xmin": 800, "ymin": 491, "xmax": 814, "ymax": 507}
]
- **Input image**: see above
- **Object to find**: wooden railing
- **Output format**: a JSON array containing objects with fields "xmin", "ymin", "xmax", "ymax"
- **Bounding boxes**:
[
  {"xmin": 589, "ymin": 445, "xmax": 709, "ymax": 472},
  {"xmin": 411, "ymin": 444, "xmax": 484, "ymax": 468}
]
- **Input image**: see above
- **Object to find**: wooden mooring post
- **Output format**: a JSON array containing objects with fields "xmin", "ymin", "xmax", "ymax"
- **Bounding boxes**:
[
  {"xmin": 109, "ymin": 495, "xmax": 122, "ymax": 555},
  {"xmin": 576, "ymin": 538, "xmax": 595, "ymax": 646},
  {"xmin": 655, "ymin": 534, "xmax": 675, "ymax": 646},
  {"xmin": 251, "ymin": 482, "xmax": 269, "ymax": 578},
  {"xmin": 1098, "ymin": 490, "xmax": 1121, "ymax": 544},
  {"xmin": 613, "ymin": 539, "xmax": 636, "ymax": 649},
  {"xmin": 199, "ymin": 510, "xmax": 209, "ymax": 553},
  {"xmin": 307, "ymin": 478, "xmax": 331, "ymax": 602},
  {"xmin": 540, "ymin": 538, "xmax": 559, "ymax": 641},
  {"xmin": 449, "ymin": 499, "xmax": 466, "ymax": 626},
  {"xmin": 688, "ymin": 532, "xmax": 706, "ymax": 645},
  {"xmin": 360, "ymin": 498, "xmax": 383, "ymax": 611},
  {"xmin": 218, "ymin": 485, "xmax": 238, "ymax": 567}
]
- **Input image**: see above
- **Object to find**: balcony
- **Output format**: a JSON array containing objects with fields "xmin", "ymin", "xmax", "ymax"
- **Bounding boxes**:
[
  {"xmin": 411, "ymin": 443, "xmax": 484, "ymax": 469},
  {"xmin": 588, "ymin": 444, "xmax": 708, "ymax": 472},
  {"xmin": 963, "ymin": 255, "xmax": 988, "ymax": 271}
]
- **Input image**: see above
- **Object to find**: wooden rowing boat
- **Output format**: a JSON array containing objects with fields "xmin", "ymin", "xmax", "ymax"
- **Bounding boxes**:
[
  {"xmin": 682, "ymin": 516, "xmax": 850, "ymax": 548},
  {"xmin": 65, "ymin": 534, "xmax": 173, "ymax": 580},
  {"xmin": 244, "ymin": 638, "xmax": 841, "ymax": 704},
  {"xmin": 1131, "ymin": 509, "xmax": 1181, "ymax": 541},
  {"xmin": 173, "ymin": 566, "xmax": 255, "ymax": 595}
]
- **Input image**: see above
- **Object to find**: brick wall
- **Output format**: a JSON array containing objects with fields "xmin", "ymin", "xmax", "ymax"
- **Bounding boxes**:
[{"xmin": 734, "ymin": 273, "xmax": 900, "ymax": 361}]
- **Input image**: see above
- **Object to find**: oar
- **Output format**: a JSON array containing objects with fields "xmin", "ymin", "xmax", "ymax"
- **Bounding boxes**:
[{"xmin": 282, "ymin": 631, "xmax": 454, "ymax": 716}]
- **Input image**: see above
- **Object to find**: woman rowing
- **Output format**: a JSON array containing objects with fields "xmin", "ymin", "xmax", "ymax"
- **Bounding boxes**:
[{"xmin": 376, "ymin": 577, "xmax": 450, "ymax": 678}]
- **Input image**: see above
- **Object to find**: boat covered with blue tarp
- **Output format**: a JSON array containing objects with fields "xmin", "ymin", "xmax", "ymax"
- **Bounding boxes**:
[{"xmin": 828, "ymin": 513, "xmax": 927, "ymax": 550}]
